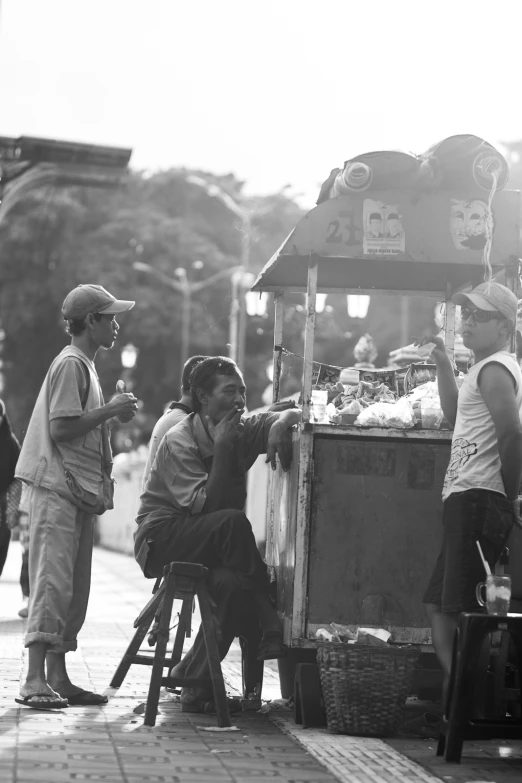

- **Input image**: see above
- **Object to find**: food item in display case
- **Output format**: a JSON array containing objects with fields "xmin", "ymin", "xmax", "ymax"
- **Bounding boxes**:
[
  {"xmin": 353, "ymin": 333, "xmax": 378, "ymax": 367},
  {"xmin": 355, "ymin": 397, "xmax": 415, "ymax": 429},
  {"xmin": 358, "ymin": 368, "xmax": 397, "ymax": 391},
  {"xmin": 311, "ymin": 389, "xmax": 328, "ymax": 423},
  {"xmin": 312, "ymin": 368, "xmax": 345, "ymax": 403},
  {"xmin": 407, "ymin": 380, "xmax": 446, "ymax": 430},
  {"xmin": 404, "ymin": 363, "xmax": 437, "ymax": 392},
  {"xmin": 312, "ymin": 362, "xmax": 342, "ymax": 386},
  {"xmin": 326, "ymin": 403, "xmax": 342, "ymax": 424},
  {"xmin": 395, "ymin": 366, "xmax": 409, "ymax": 396},
  {"xmin": 338, "ymin": 398, "xmax": 363, "ymax": 425},
  {"xmin": 357, "ymin": 380, "xmax": 396, "ymax": 404}
]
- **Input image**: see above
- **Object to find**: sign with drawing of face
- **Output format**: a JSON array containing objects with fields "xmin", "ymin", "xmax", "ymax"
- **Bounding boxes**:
[
  {"xmin": 450, "ymin": 199, "xmax": 491, "ymax": 251},
  {"xmin": 363, "ymin": 199, "xmax": 405, "ymax": 255}
]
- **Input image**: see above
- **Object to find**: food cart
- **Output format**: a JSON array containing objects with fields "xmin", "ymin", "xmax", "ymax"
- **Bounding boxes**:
[{"xmin": 250, "ymin": 146, "xmax": 521, "ymax": 714}]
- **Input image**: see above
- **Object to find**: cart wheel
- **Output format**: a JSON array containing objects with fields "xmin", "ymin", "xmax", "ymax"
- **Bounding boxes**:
[{"xmin": 294, "ymin": 663, "xmax": 326, "ymax": 728}]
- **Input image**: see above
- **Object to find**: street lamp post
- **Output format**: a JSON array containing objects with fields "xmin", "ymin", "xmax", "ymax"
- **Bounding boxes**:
[
  {"xmin": 133, "ymin": 260, "xmax": 242, "ymax": 376},
  {"xmin": 186, "ymin": 175, "xmax": 251, "ymax": 366},
  {"xmin": 174, "ymin": 268, "xmax": 191, "ymax": 370},
  {"xmin": 120, "ymin": 343, "xmax": 139, "ymax": 391}
]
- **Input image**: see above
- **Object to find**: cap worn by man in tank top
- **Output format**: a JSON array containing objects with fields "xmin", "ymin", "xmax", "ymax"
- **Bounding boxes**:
[{"xmin": 452, "ymin": 281, "xmax": 517, "ymax": 323}]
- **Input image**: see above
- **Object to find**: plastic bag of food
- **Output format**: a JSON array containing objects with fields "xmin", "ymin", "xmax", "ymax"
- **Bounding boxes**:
[
  {"xmin": 326, "ymin": 403, "xmax": 341, "ymax": 424},
  {"xmin": 374, "ymin": 384, "xmax": 396, "ymax": 403},
  {"xmin": 384, "ymin": 397, "xmax": 416, "ymax": 428},
  {"xmin": 341, "ymin": 399, "xmax": 362, "ymax": 416},
  {"xmin": 316, "ymin": 628, "xmax": 336, "ymax": 641},
  {"xmin": 355, "ymin": 398, "xmax": 415, "ymax": 429},
  {"xmin": 330, "ymin": 622, "xmax": 358, "ymax": 642},
  {"xmin": 354, "ymin": 402, "xmax": 392, "ymax": 427},
  {"xmin": 407, "ymin": 380, "xmax": 439, "ymax": 403},
  {"xmin": 418, "ymin": 403, "xmax": 444, "ymax": 429},
  {"xmin": 356, "ymin": 627, "xmax": 391, "ymax": 646}
]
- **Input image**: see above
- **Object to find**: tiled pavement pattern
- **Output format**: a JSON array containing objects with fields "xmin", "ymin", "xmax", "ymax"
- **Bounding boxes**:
[
  {"xmin": 275, "ymin": 717, "xmax": 522, "ymax": 783},
  {"xmin": 0, "ymin": 542, "xmax": 521, "ymax": 783}
]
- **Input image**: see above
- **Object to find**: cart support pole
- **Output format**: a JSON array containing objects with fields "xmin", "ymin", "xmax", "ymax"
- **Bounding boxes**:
[
  {"xmin": 444, "ymin": 284, "xmax": 456, "ymax": 367},
  {"xmin": 272, "ymin": 292, "xmax": 284, "ymax": 403},
  {"xmin": 505, "ymin": 257, "xmax": 520, "ymax": 354},
  {"xmin": 301, "ymin": 255, "xmax": 318, "ymax": 423}
]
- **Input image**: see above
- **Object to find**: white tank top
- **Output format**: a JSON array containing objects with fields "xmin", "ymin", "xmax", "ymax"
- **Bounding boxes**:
[{"xmin": 442, "ymin": 351, "xmax": 522, "ymax": 500}]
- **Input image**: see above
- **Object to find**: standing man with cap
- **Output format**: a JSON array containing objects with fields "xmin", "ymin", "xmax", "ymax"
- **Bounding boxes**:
[
  {"xmin": 416, "ymin": 281, "xmax": 522, "ymax": 724},
  {"xmin": 16, "ymin": 284, "xmax": 138, "ymax": 709}
]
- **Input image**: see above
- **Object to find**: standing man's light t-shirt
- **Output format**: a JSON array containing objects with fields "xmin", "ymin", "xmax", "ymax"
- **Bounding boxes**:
[{"xmin": 142, "ymin": 403, "xmax": 191, "ymax": 490}]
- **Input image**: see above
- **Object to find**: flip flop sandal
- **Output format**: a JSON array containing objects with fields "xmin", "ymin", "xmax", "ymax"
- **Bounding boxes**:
[
  {"xmin": 257, "ymin": 633, "xmax": 287, "ymax": 661},
  {"xmin": 181, "ymin": 696, "xmax": 242, "ymax": 715},
  {"xmin": 66, "ymin": 690, "xmax": 108, "ymax": 706},
  {"xmin": 15, "ymin": 694, "xmax": 68, "ymax": 710}
]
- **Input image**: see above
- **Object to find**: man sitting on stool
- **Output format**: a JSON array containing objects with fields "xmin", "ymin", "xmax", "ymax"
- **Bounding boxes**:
[{"xmin": 134, "ymin": 356, "xmax": 301, "ymax": 713}]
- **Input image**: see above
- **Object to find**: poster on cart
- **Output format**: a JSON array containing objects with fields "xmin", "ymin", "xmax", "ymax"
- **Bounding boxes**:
[
  {"xmin": 449, "ymin": 198, "xmax": 491, "ymax": 251},
  {"xmin": 363, "ymin": 199, "xmax": 405, "ymax": 256}
]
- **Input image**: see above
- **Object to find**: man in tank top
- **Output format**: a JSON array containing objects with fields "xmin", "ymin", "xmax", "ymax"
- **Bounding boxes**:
[{"xmin": 418, "ymin": 281, "xmax": 522, "ymax": 717}]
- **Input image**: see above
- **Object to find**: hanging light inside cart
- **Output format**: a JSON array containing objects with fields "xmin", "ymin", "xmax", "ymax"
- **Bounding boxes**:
[
  {"xmin": 245, "ymin": 290, "xmax": 268, "ymax": 316},
  {"xmin": 347, "ymin": 295, "xmax": 370, "ymax": 318},
  {"xmin": 315, "ymin": 294, "xmax": 328, "ymax": 313}
]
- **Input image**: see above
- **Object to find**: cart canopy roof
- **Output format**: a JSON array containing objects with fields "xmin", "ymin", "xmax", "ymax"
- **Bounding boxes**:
[{"xmin": 251, "ymin": 191, "xmax": 520, "ymax": 295}]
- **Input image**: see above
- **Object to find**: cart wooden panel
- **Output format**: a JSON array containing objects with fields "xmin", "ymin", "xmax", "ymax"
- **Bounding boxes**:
[{"xmin": 308, "ymin": 433, "xmax": 451, "ymax": 637}]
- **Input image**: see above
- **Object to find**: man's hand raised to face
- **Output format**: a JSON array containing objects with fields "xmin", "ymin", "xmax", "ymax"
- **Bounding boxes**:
[{"xmin": 211, "ymin": 407, "xmax": 243, "ymax": 450}]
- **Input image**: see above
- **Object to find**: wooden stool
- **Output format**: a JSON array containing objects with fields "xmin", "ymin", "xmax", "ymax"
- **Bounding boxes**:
[
  {"xmin": 110, "ymin": 562, "xmax": 231, "ymax": 727},
  {"xmin": 437, "ymin": 612, "xmax": 522, "ymax": 763}
]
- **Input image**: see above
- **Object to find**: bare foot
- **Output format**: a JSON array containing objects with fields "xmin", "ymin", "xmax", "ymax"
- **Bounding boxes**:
[
  {"xmin": 46, "ymin": 678, "xmax": 86, "ymax": 699},
  {"xmin": 20, "ymin": 678, "xmax": 64, "ymax": 704}
]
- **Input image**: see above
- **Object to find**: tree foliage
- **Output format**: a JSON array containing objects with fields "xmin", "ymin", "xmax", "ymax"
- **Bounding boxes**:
[{"xmin": 0, "ymin": 171, "xmax": 304, "ymax": 438}]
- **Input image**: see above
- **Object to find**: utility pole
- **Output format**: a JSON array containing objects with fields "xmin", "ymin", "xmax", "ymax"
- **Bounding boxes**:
[
  {"xmin": 186, "ymin": 175, "xmax": 251, "ymax": 366},
  {"xmin": 175, "ymin": 268, "xmax": 191, "ymax": 371},
  {"xmin": 236, "ymin": 214, "xmax": 251, "ymax": 369}
]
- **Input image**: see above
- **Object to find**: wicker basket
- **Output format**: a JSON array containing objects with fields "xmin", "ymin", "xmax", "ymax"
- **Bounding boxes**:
[{"xmin": 317, "ymin": 643, "xmax": 419, "ymax": 736}]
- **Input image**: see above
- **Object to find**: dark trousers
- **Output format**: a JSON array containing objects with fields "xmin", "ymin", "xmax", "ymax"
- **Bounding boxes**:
[
  {"xmin": 178, "ymin": 566, "xmax": 262, "ymax": 694},
  {"xmin": 147, "ymin": 508, "xmax": 270, "ymax": 592},
  {"xmin": 146, "ymin": 509, "xmax": 266, "ymax": 697},
  {"xmin": 0, "ymin": 525, "xmax": 11, "ymax": 577},
  {"xmin": 20, "ymin": 548, "xmax": 29, "ymax": 597}
]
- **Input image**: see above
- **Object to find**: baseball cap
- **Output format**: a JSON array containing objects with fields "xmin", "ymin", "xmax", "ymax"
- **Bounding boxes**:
[
  {"xmin": 452, "ymin": 281, "xmax": 517, "ymax": 323},
  {"xmin": 62, "ymin": 284, "xmax": 135, "ymax": 320}
]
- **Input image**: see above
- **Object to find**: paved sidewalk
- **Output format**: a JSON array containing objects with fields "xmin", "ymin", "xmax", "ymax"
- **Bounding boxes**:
[{"xmin": 0, "ymin": 542, "xmax": 521, "ymax": 783}]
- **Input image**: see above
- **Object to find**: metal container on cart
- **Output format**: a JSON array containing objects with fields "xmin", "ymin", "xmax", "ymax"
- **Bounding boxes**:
[{"xmin": 251, "ymin": 184, "xmax": 521, "ymax": 713}]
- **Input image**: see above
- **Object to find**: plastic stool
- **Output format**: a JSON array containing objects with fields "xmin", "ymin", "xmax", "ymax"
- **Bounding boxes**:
[
  {"xmin": 110, "ymin": 562, "xmax": 231, "ymax": 727},
  {"xmin": 437, "ymin": 612, "xmax": 522, "ymax": 763}
]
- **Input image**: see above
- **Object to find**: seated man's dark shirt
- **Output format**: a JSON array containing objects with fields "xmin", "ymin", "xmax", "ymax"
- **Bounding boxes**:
[{"xmin": 134, "ymin": 411, "xmax": 278, "ymax": 575}]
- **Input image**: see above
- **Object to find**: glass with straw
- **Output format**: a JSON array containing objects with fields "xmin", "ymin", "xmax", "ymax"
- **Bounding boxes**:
[{"xmin": 475, "ymin": 540, "xmax": 511, "ymax": 615}]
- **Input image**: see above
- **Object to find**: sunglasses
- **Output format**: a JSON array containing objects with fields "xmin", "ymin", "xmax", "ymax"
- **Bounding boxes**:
[{"xmin": 460, "ymin": 307, "xmax": 503, "ymax": 325}]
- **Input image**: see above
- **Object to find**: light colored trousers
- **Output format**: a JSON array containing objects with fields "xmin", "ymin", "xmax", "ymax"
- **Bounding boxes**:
[{"xmin": 25, "ymin": 485, "xmax": 94, "ymax": 653}]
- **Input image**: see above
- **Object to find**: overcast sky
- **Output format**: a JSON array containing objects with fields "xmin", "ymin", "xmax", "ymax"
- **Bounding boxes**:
[{"xmin": 1, "ymin": 0, "xmax": 521, "ymax": 207}]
